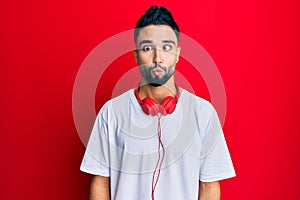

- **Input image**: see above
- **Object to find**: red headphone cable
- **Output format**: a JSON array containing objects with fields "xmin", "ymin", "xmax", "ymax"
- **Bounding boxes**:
[{"xmin": 151, "ymin": 114, "xmax": 166, "ymax": 200}]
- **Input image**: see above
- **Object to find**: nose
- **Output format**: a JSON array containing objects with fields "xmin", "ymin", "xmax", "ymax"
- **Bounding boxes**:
[{"xmin": 153, "ymin": 48, "xmax": 163, "ymax": 64}]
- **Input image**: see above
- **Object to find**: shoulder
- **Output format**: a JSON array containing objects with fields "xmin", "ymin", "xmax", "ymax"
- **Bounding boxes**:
[
  {"xmin": 180, "ymin": 88, "xmax": 215, "ymax": 112},
  {"xmin": 109, "ymin": 89, "xmax": 134, "ymax": 104},
  {"xmin": 97, "ymin": 89, "xmax": 135, "ymax": 117},
  {"xmin": 179, "ymin": 88, "xmax": 220, "ymax": 129}
]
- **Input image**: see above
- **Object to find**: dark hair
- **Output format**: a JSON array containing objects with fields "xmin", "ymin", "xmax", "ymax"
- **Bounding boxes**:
[{"xmin": 134, "ymin": 5, "xmax": 180, "ymax": 43}]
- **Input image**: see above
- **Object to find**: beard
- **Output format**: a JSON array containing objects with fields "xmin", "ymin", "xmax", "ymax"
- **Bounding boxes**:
[{"xmin": 139, "ymin": 64, "xmax": 175, "ymax": 87}]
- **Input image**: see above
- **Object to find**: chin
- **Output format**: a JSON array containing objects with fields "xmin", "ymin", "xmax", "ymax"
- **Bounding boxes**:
[{"xmin": 149, "ymin": 83, "xmax": 163, "ymax": 87}]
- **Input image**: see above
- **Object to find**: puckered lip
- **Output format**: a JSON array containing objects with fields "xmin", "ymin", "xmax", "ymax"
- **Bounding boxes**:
[
  {"xmin": 153, "ymin": 68, "xmax": 163, "ymax": 72},
  {"xmin": 152, "ymin": 68, "xmax": 164, "ymax": 77}
]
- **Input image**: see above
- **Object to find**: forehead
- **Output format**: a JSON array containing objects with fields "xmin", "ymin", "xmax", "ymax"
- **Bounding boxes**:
[{"xmin": 136, "ymin": 25, "xmax": 177, "ymax": 45}]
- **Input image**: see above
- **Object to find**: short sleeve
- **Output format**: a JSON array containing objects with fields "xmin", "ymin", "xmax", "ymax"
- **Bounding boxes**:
[
  {"xmin": 80, "ymin": 110, "xmax": 110, "ymax": 177},
  {"xmin": 199, "ymin": 105, "xmax": 236, "ymax": 182}
]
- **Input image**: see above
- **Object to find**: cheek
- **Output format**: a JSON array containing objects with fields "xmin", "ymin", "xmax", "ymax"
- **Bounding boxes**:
[
  {"xmin": 164, "ymin": 55, "xmax": 177, "ymax": 66},
  {"xmin": 137, "ymin": 53, "xmax": 152, "ymax": 64},
  {"xmin": 162, "ymin": 52, "xmax": 177, "ymax": 61}
]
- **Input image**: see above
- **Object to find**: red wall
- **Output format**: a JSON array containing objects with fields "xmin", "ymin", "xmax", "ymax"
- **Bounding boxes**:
[{"xmin": 1, "ymin": 0, "xmax": 299, "ymax": 199}]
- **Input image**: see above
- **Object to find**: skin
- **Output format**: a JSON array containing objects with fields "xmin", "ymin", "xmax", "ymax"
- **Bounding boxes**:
[
  {"xmin": 90, "ymin": 24, "xmax": 220, "ymax": 200},
  {"xmin": 90, "ymin": 176, "xmax": 110, "ymax": 200},
  {"xmin": 134, "ymin": 25, "xmax": 181, "ymax": 103},
  {"xmin": 199, "ymin": 181, "xmax": 221, "ymax": 200}
]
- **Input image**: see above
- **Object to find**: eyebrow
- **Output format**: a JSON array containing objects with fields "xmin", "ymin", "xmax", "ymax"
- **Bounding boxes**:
[
  {"xmin": 138, "ymin": 40, "xmax": 153, "ymax": 47},
  {"xmin": 162, "ymin": 40, "xmax": 176, "ymax": 45},
  {"xmin": 138, "ymin": 39, "xmax": 177, "ymax": 48}
]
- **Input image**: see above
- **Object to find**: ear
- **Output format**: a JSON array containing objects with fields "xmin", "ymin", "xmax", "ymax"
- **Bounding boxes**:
[
  {"xmin": 176, "ymin": 47, "xmax": 181, "ymax": 63},
  {"xmin": 133, "ymin": 49, "xmax": 138, "ymax": 63}
]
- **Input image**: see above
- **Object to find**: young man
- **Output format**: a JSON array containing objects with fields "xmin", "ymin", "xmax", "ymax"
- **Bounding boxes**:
[{"xmin": 80, "ymin": 5, "xmax": 235, "ymax": 200}]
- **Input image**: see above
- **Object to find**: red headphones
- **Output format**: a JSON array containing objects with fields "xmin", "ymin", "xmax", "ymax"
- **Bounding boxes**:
[{"xmin": 135, "ymin": 86, "xmax": 180, "ymax": 116}]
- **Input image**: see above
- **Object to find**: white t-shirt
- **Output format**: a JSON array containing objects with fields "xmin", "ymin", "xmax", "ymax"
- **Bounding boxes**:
[{"xmin": 80, "ymin": 88, "xmax": 235, "ymax": 200}]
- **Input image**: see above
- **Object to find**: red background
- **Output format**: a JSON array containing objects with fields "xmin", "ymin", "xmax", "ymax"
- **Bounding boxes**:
[{"xmin": 1, "ymin": 0, "xmax": 299, "ymax": 199}]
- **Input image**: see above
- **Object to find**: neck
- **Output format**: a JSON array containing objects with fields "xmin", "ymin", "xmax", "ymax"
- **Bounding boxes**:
[{"xmin": 138, "ymin": 78, "xmax": 177, "ymax": 104}]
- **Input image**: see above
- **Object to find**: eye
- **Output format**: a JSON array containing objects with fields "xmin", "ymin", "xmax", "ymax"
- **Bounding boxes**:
[
  {"xmin": 163, "ymin": 44, "xmax": 172, "ymax": 51},
  {"xmin": 142, "ymin": 45, "xmax": 152, "ymax": 52}
]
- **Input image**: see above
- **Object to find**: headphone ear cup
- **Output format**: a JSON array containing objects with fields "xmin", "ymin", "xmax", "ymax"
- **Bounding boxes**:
[
  {"xmin": 160, "ymin": 96, "xmax": 178, "ymax": 115},
  {"xmin": 142, "ymin": 97, "xmax": 160, "ymax": 116},
  {"xmin": 135, "ymin": 87, "xmax": 180, "ymax": 116}
]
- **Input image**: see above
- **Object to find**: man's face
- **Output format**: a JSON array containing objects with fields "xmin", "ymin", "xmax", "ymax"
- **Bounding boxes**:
[{"xmin": 134, "ymin": 25, "xmax": 180, "ymax": 87}]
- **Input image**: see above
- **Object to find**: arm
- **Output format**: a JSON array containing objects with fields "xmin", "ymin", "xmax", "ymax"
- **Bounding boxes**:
[
  {"xmin": 90, "ymin": 175, "xmax": 110, "ymax": 200},
  {"xmin": 199, "ymin": 181, "xmax": 220, "ymax": 200}
]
